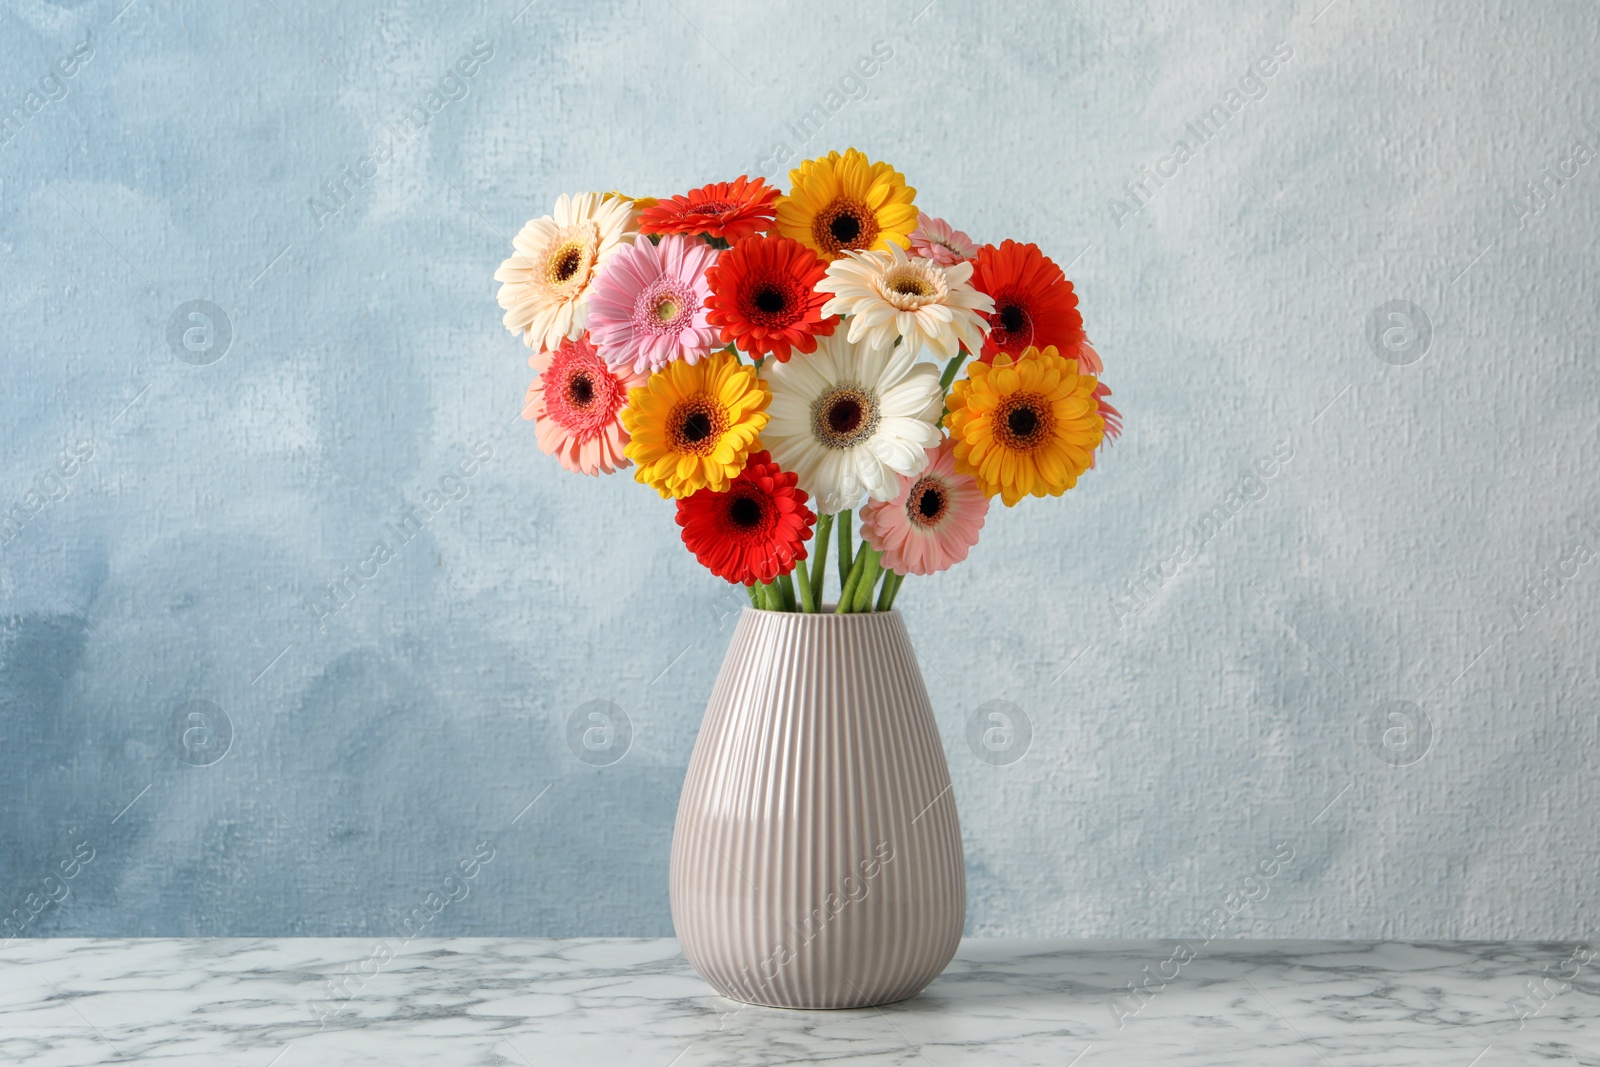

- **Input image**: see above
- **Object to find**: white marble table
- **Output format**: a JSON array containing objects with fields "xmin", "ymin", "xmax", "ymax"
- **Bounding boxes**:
[{"xmin": 1, "ymin": 938, "xmax": 1594, "ymax": 1065}]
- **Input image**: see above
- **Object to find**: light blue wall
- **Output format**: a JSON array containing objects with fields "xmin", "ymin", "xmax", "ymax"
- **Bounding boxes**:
[{"xmin": 2, "ymin": 0, "xmax": 1596, "ymax": 940}]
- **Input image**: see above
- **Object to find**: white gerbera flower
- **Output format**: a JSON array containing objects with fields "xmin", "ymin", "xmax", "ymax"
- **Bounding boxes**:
[
  {"xmin": 761, "ymin": 331, "xmax": 944, "ymax": 514},
  {"xmin": 494, "ymin": 193, "xmax": 636, "ymax": 351},
  {"xmin": 816, "ymin": 243, "xmax": 994, "ymax": 359}
]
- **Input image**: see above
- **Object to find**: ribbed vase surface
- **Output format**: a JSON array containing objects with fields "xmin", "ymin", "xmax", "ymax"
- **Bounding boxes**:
[{"xmin": 670, "ymin": 607, "xmax": 965, "ymax": 1009}]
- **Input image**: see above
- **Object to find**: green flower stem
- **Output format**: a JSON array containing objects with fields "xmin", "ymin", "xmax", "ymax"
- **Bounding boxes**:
[
  {"xmin": 881, "ymin": 571, "xmax": 906, "ymax": 611},
  {"xmin": 837, "ymin": 509, "xmax": 853, "ymax": 599},
  {"xmin": 875, "ymin": 568, "xmax": 900, "ymax": 612},
  {"xmin": 850, "ymin": 548, "xmax": 882, "ymax": 613},
  {"xmin": 939, "ymin": 352, "xmax": 968, "ymax": 422},
  {"xmin": 758, "ymin": 580, "xmax": 779, "ymax": 611},
  {"xmin": 835, "ymin": 545, "xmax": 870, "ymax": 614},
  {"xmin": 808, "ymin": 512, "xmax": 833, "ymax": 609},
  {"xmin": 794, "ymin": 559, "xmax": 814, "ymax": 612},
  {"xmin": 777, "ymin": 572, "xmax": 798, "ymax": 612},
  {"xmin": 939, "ymin": 352, "xmax": 968, "ymax": 393},
  {"xmin": 745, "ymin": 583, "xmax": 760, "ymax": 607}
]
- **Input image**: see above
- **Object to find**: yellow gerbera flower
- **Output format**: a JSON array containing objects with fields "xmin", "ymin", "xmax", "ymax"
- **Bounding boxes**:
[
  {"xmin": 622, "ymin": 350, "xmax": 769, "ymax": 498},
  {"xmin": 774, "ymin": 148, "xmax": 917, "ymax": 261},
  {"xmin": 943, "ymin": 346, "xmax": 1105, "ymax": 507},
  {"xmin": 603, "ymin": 189, "xmax": 659, "ymax": 212}
]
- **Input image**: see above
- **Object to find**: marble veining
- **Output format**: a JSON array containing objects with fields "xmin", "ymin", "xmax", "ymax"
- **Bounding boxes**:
[{"xmin": 2, "ymin": 938, "xmax": 1596, "ymax": 1064}]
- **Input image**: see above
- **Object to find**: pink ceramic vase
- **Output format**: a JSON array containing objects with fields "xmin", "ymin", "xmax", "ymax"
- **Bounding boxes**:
[{"xmin": 670, "ymin": 606, "xmax": 966, "ymax": 1008}]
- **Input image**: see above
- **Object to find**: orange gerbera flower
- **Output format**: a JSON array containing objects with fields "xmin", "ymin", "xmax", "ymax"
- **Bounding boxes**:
[
  {"xmin": 637, "ymin": 176, "xmax": 779, "ymax": 244},
  {"xmin": 943, "ymin": 345, "xmax": 1104, "ymax": 507},
  {"xmin": 969, "ymin": 240, "xmax": 1086, "ymax": 364}
]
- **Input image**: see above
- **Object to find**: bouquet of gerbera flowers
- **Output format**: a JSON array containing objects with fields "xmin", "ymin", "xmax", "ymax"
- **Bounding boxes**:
[{"xmin": 495, "ymin": 149, "xmax": 1120, "ymax": 613}]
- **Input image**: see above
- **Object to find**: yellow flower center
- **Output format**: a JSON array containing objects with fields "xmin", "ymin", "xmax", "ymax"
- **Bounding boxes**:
[
  {"xmin": 880, "ymin": 263, "xmax": 947, "ymax": 310},
  {"xmin": 654, "ymin": 297, "xmax": 680, "ymax": 323}
]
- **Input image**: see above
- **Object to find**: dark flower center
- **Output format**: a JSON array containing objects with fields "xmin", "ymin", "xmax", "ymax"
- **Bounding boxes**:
[
  {"xmin": 551, "ymin": 245, "xmax": 583, "ymax": 283},
  {"xmin": 906, "ymin": 476, "xmax": 949, "ymax": 527},
  {"xmin": 1007, "ymin": 406, "xmax": 1039, "ymax": 438},
  {"xmin": 998, "ymin": 302, "xmax": 1028, "ymax": 335},
  {"xmin": 568, "ymin": 373, "xmax": 594, "ymax": 407},
  {"xmin": 680, "ymin": 411, "xmax": 714, "ymax": 443},
  {"xmin": 668, "ymin": 397, "xmax": 727, "ymax": 455},
  {"xmin": 753, "ymin": 286, "xmax": 787, "ymax": 314},
  {"xmin": 687, "ymin": 200, "xmax": 737, "ymax": 217},
  {"xmin": 994, "ymin": 392, "xmax": 1054, "ymax": 451},
  {"xmin": 727, "ymin": 494, "xmax": 765, "ymax": 529},
  {"xmin": 811, "ymin": 386, "xmax": 879, "ymax": 448},
  {"xmin": 814, "ymin": 198, "xmax": 879, "ymax": 255},
  {"xmin": 827, "ymin": 397, "xmax": 864, "ymax": 435}
]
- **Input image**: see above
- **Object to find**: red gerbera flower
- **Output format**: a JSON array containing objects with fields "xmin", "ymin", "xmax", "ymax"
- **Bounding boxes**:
[
  {"xmin": 969, "ymin": 239, "xmax": 1086, "ymax": 363},
  {"xmin": 675, "ymin": 450, "xmax": 816, "ymax": 585},
  {"xmin": 703, "ymin": 235, "xmax": 838, "ymax": 362},
  {"xmin": 637, "ymin": 176, "xmax": 779, "ymax": 244}
]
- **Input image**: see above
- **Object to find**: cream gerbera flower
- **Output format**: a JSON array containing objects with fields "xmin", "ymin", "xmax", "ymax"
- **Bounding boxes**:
[
  {"xmin": 760, "ymin": 332, "xmax": 943, "ymax": 514},
  {"xmin": 816, "ymin": 243, "xmax": 994, "ymax": 359},
  {"xmin": 494, "ymin": 193, "xmax": 636, "ymax": 351}
]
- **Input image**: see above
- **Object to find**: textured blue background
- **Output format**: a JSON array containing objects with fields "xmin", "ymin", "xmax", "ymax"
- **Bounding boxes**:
[{"xmin": 2, "ymin": 0, "xmax": 1597, "ymax": 940}]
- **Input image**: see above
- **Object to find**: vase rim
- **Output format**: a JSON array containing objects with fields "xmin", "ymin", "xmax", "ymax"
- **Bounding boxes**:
[{"xmin": 740, "ymin": 604, "xmax": 901, "ymax": 621}]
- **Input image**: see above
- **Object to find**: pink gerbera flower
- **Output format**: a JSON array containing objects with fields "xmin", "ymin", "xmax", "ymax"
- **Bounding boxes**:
[
  {"xmin": 1074, "ymin": 337, "xmax": 1105, "ymax": 375},
  {"xmin": 1094, "ymin": 380, "xmax": 1121, "ymax": 441},
  {"xmin": 859, "ymin": 438, "xmax": 989, "ymax": 576},
  {"xmin": 586, "ymin": 234, "xmax": 721, "ymax": 374},
  {"xmin": 908, "ymin": 212, "xmax": 977, "ymax": 267},
  {"xmin": 522, "ymin": 334, "xmax": 646, "ymax": 475}
]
